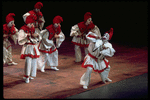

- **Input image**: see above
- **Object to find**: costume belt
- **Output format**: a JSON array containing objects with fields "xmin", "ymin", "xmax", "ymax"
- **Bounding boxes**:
[
  {"xmin": 88, "ymin": 53, "xmax": 105, "ymax": 62},
  {"xmin": 25, "ymin": 43, "xmax": 36, "ymax": 45},
  {"xmin": 88, "ymin": 53, "xmax": 98, "ymax": 62}
]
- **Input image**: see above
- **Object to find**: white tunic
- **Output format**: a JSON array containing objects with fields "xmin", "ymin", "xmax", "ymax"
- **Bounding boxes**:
[
  {"xmin": 38, "ymin": 29, "xmax": 65, "ymax": 53},
  {"xmin": 18, "ymin": 29, "xmax": 41, "ymax": 59},
  {"xmin": 70, "ymin": 25, "xmax": 101, "ymax": 47},
  {"xmin": 23, "ymin": 12, "xmax": 45, "ymax": 34},
  {"xmin": 82, "ymin": 40, "xmax": 115, "ymax": 73},
  {"xmin": 37, "ymin": 29, "xmax": 65, "ymax": 68},
  {"xmin": 3, "ymin": 27, "xmax": 18, "ymax": 63}
]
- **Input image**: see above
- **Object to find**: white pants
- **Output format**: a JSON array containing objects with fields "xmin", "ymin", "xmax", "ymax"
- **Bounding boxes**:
[
  {"xmin": 74, "ymin": 45, "xmax": 88, "ymax": 62},
  {"xmin": 37, "ymin": 50, "xmax": 58, "ymax": 70},
  {"xmin": 80, "ymin": 66, "xmax": 110, "ymax": 86},
  {"xmin": 25, "ymin": 57, "xmax": 37, "ymax": 77}
]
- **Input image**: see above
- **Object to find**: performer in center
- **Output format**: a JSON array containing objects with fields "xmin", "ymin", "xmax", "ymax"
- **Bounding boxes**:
[
  {"xmin": 18, "ymin": 14, "xmax": 41, "ymax": 83},
  {"xmin": 37, "ymin": 15, "xmax": 65, "ymax": 72}
]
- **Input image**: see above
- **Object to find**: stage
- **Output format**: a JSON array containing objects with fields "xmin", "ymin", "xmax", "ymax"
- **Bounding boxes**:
[{"xmin": 3, "ymin": 37, "xmax": 148, "ymax": 99}]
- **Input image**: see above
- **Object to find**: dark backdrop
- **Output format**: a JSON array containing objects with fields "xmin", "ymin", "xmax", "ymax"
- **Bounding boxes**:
[{"xmin": 2, "ymin": 0, "xmax": 148, "ymax": 47}]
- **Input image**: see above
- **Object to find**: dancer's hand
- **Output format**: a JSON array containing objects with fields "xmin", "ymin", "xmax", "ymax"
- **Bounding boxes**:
[
  {"xmin": 54, "ymin": 34, "xmax": 59, "ymax": 38},
  {"xmin": 32, "ymin": 33, "xmax": 39, "ymax": 37}
]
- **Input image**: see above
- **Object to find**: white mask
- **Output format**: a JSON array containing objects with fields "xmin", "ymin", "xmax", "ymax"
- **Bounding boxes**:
[
  {"xmin": 27, "ymin": 23, "xmax": 34, "ymax": 28},
  {"xmin": 54, "ymin": 23, "xmax": 61, "ymax": 28},
  {"xmin": 7, "ymin": 21, "xmax": 15, "ymax": 28},
  {"xmin": 35, "ymin": 8, "xmax": 40, "ymax": 13},
  {"xmin": 102, "ymin": 33, "xmax": 109, "ymax": 42},
  {"xmin": 86, "ymin": 18, "xmax": 92, "ymax": 25}
]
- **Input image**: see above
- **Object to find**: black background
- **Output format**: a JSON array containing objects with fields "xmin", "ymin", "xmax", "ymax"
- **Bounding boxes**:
[{"xmin": 2, "ymin": 0, "xmax": 148, "ymax": 47}]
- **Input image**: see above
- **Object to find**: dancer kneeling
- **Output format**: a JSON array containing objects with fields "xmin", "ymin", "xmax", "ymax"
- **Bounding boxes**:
[{"xmin": 80, "ymin": 28, "xmax": 115, "ymax": 89}]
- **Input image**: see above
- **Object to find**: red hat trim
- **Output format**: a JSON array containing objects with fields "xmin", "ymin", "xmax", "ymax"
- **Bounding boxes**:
[
  {"xmin": 53, "ymin": 15, "xmax": 63, "ymax": 24},
  {"xmin": 6, "ymin": 13, "xmax": 15, "ymax": 24},
  {"xmin": 84, "ymin": 12, "xmax": 92, "ymax": 22},
  {"xmin": 34, "ymin": 2, "xmax": 43, "ymax": 9},
  {"xmin": 25, "ymin": 14, "xmax": 37, "ymax": 24},
  {"xmin": 106, "ymin": 28, "xmax": 113, "ymax": 40}
]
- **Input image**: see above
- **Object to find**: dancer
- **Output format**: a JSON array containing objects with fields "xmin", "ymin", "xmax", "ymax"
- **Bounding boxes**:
[
  {"xmin": 18, "ymin": 14, "xmax": 41, "ymax": 83},
  {"xmin": 37, "ymin": 15, "xmax": 65, "ymax": 72},
  {"xmin": 80, "ymin": 28, "xmax": 115, "ymax": 89},
  {"xmin": 3, "ymin": 13, "xmax": 18, "ymax": 65},
  {"xmin": 70, "ymin": 12, "xmax": 101, "ymax": 62},
  {"xmin": 23, "ymin": 2, "xmax": 45, "ymax": 34}
]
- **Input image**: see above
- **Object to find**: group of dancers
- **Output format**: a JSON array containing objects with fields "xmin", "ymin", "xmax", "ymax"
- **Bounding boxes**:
[{"xmin": 3, "ymin": 2, "xmax": 115, "ymax": 89}]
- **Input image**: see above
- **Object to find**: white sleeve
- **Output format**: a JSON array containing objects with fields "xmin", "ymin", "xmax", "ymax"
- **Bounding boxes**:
[
  {"xmin": 41, "ymin": 31, "xmax": 54, "ymax": 49},
  {"xmin": 39, "ymin": 16, "xmax": 45, "ymax": 30},
  {"xmin": 56, "ymin": 31, "xmax": 65, "ymax": 48},
  {"xmin": 100, "ymin": 43, "xmax": 115, "ymax": 57},
  {"xmin": 70, "ymin": 24, "xmax": 79, "ymax": 37},
  {"xmin": 93, "ymin": 25, "xmax": 101, "ymax": 38},
  {"xmin": 86, "ymin": 31, "xmax": 98, "ymax": 42},
  {"xmin": 23, "ymin": 12, "xmax": 30, "ymax": 22},
  {"xmin": 18, "ymin": 29, "xmax": 28, "ymax": 45}
]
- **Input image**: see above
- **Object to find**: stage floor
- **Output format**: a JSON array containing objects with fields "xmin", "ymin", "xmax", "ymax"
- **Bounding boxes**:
[
  {"xmin": 3, "ymin": 37, "xmax": 148, "ymax": 99},
  {"xmin": 66, "ymin": 73, "xmax": 148, "ymax": 99}
]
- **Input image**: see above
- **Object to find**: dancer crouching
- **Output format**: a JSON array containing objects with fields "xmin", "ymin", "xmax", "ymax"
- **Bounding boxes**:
[{"xmin": 80, "ymin": 28, "xmax": 115, "ymax": 89}]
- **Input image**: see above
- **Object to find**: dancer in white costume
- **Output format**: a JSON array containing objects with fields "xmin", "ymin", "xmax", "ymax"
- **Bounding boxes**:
[
  {"xmin": 37, "ymin": 15, "xmax": 65, "ymax": 72},
  {"xmin": 3, "ymin": 13, "xmax": 18, "ymax": 65},
  {"xmin": 70, "ymin": 12, "xmax": 101, "ymax": 62},
  {"xmin": 18, "ymin": 14, "xmax": 41, "ymax": 83},
  {"xmin": 22, "ymin": 2, "xmax": 45, "ymax": 35},
  {"xmin": 80, "ymin": 28, "xmax": 115, "ymax": 89}
]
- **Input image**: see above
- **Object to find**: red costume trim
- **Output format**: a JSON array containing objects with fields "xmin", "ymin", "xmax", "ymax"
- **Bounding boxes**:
[
  {"xmin": 20, "ymin": 54, "xmax": 40, "ymax": 59},
  {"xmin": 53, "ymin": 15, "xmax": 63, "ymax": 24},
  {"xmin": 88, "ymin": 53, "xmax": 98, "ymax": 62},
  {"xmin": 26, "ymin": 10, "xmax": 43, "ymax": 27},
  {"xmin": 25, "ymin": 43, "xmax": 35, "ymax": 45},
  {"xmin": 84, "ymin": 12, "xmax": 92, "ymax": 22},
  {"xmin": 38, "ymin": 36, "xmax": 57, "ymax": 54},
  {"xmin": 46, "ymin": 24, "xmax": 61, "ymax": 40},
  {"xmin": 81, "ymin": 53, "xmax": 109, "ymax": 73},
  {"xmin": 24, "ymin": 75, "xmax": 29, "ymax": 78},
  {"xmin": 77, "ymin": 21, "xmax": 87, "ymax": 33},
  {"xmin": 6, "ymin": 45, "xmax": 12, "ymax": 49},
  {"xmin": 46, "ymin": 24, "xmax": 56, "ymax": 40},
  {"xmin": 3, "ymin": 24, "xmax": 9, "ymax": 34},
  {"xmin": 87, "ymin": 22, "xmax": 95, "ymax": 31},
  {"xmin": 39, "ymin": 48, "xmax": 57, "ymax": 54},
  {"xmin": 34, "ymin": 2, "xmax": 43, "ymax": 9},
  {"xmin": 20, "ymin": 25, "xmax": 35, "ymax": 34},
  {"xmin": 3, "ymin": 24, "xmax": 16, "ymax": 35},
  {"xmin": 87, "ymin": 34, "xmax": 97, "ymax": 39},
  {"xmin": 6, "ymin": 13, "xmax": 15, "ymax": 24},
  {"xmin": 29, "ymin": 10, "xmax": 43, "ymax": 19},
  {"xmin": 20, "ymin": 44, "xmax": 39, "ymax": 59}
]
